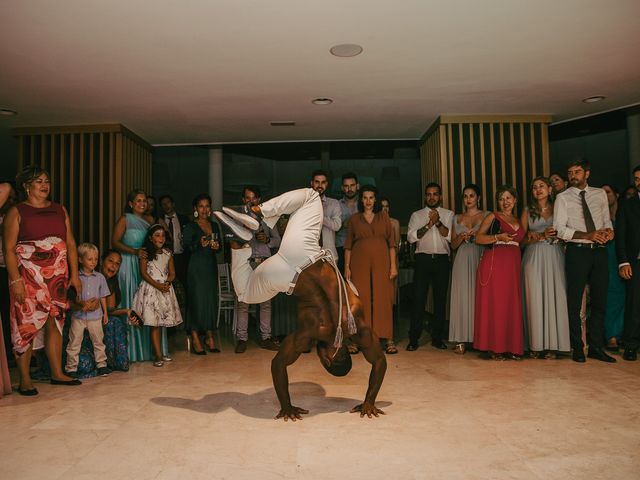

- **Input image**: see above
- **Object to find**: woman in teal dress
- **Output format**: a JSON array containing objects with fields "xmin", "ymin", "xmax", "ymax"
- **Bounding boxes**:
[
  {"xmin": 112, "ymin": 189, "xmax": 169, "ymax": 362},
  {"xmin": 183, "ymin": 194, "xmax": 221, "ymax": 354},
  {"xmin": 602, "ymin": 184, "xmax": 626, "ymax": 350}
]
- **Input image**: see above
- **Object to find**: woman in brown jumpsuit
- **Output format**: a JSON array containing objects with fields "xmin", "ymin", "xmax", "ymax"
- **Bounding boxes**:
[{"xmin": 344, "ymin": 185, "xmax": 398, "ymax": 354}]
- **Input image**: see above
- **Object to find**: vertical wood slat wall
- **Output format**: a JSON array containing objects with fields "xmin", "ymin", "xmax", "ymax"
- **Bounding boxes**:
[
  {"xmin": 13, "ymin": 124, "xmax": 152, "ymax": 255},
  {"xmin": 420, "ymin": 115, "xmax": 551, "ymax": 213}
]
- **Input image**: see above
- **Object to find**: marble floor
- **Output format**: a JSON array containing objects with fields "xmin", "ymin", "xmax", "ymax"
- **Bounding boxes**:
[{"xmin": 1, "ymin": 329, "xmax": 639, "ymax": 480}]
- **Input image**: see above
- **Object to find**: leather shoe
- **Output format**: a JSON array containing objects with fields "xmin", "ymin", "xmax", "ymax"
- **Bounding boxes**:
[
  {"xmin": 431, "ymin": 339, "xmax": 447, "ymax": 350},
  {"xmin": 259, "ymin": 337, "xmax": 280, "ymax": 351},
  {"xmin": 235, "ymin": 340, "xmax": 247, "ymax": 354},
  {"xmin": 572, "ymin": 349, "xmax": 586, "ymax": 363},
  {"xmin": 622, "ymin": 347, "xmax": 637, "ymax": 361},
  {"xmin": 18, "ymin": 387, "xmax": 39, "ymax": 396},
  {"xmin": 587, "ymin": 347, "xmax": 616, "ymax": 363},
  {"xmin": 406, "ymin": 342, "xmax": 419, "ymax": 351}
]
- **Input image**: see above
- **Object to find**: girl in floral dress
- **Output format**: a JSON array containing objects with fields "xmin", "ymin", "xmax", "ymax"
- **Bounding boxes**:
[{"xmin": 132, "ymin": 225, "xmax": 183, "ymax": 367}]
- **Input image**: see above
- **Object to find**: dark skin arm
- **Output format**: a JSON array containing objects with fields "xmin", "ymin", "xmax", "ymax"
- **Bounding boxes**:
[{"xmin": 271, "ymin": 332, "xmax": 307, "ymax": 421}]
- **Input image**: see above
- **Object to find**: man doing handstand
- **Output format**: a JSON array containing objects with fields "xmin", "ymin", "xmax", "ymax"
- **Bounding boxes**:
[{"xmin": 214, "ymin": 188, "xmax": 387, "ymax": 421}]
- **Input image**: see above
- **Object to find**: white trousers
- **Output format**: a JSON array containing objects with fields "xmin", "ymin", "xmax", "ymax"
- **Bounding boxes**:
[{"xmin": 231, "ymin": 188, "xmax": 323, "ymax": 304}]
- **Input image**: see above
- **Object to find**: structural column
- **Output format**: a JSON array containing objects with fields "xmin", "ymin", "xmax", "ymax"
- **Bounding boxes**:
[
  {"xmin": 209, "ymin": 146, "xmax": 223, "ymax": 210},
  {"xmin": 627, "ymin": 109, "xmax": 640, "ymax": 173}
]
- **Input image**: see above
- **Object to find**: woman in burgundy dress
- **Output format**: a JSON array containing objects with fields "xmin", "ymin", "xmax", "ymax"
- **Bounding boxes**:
[
  {"xmin": 3, "ymin": 166, "xmax": 82, "ymax": 395},
  {"xmin": 473, "ymin": 185, "xmax": 525, "ymax": 360}
]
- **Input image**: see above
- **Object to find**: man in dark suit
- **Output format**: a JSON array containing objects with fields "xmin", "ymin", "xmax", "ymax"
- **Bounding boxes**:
[
  {"xmin": 159, "ymin": 194, "xmax": 190, "ymax": 295},
  {"xmin": 615, "ymin": 165, "xmax": 640, "ymax": 361}
]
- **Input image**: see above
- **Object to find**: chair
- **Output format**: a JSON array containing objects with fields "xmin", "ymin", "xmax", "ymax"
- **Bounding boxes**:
[{"xmin": 217, "ymin": 262, "xmax": 237, "ymax": 332}]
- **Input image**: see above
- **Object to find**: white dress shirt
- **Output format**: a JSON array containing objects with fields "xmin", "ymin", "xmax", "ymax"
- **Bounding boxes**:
[
  {"xmin": 320, "ymin": 196, "xmax": 341, "ymax": 261},
  {"xmin": 553, "ymin": 186, "xmax": 612, "ymax": 243},
  {"xmin": 164, "ymin": 214, "xmax": 184, "ymax": 254},
  {"xmin": 407, "ymin": 206, "xmax": 454, "ymax": 255}
]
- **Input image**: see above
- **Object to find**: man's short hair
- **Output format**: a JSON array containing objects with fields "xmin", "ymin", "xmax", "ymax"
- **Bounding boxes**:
[
  {"xmin": 567, "ymin": 157, "xmax": 591, "ymax": 172},
  {"xmin": 425, "ymin": 182, "xmax": 442, "ymax": 195},
  {"xmin": 323, "ymin": 346, "xmax": 353, "ymax": 377},
  {"xmin": 78, "ymin": 242, "xmax": 99, "ymax": 259},
  {"xmin": 311, "ymin": 169, "xmax": 329, "ymax": 181},
  {"xmin": 342, "ymin": 172, "xmax": 358, "ymax": 184},
  {"xmin": 242, "ymin": 185, "xmax": 261, "ymax": 198},
  {"xmin": 632, "ymin": 164, "xmax": 640, "ymax": 175},
  {"xmin": 158, "ymin": 194, "xmax": 174, "ymax": 204}
]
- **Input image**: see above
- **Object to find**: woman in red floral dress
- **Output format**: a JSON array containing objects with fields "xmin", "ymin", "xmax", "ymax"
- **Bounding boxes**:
[{"xmin": 3, "ymin": 166, "xmax": 82, "ymax": 395}]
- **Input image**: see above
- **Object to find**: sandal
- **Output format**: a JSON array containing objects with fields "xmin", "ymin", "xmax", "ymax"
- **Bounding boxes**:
[
  {"xmin": 491, "ymin": 352, "xmax": 506, "ymax": 361},
  {"xmin": 153, "ymin": 360, "xmax": 164, "ymax": 367},
  {"xmin": 385, "ymin": 342, "xmax": 398, "ymax": 355},
  {"xmin": 454, "ymin": 343, "xmax": 466, "ymax": 355}
]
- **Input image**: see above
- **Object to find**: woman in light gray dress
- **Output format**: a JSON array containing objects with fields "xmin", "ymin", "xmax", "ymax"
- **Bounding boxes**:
[
  {"xmin": 521, "ymin": 177, "xmax": 570, "ymax": 358},
  {"xmin": 449, "ymin": 185, "xmax": 486, "ymax": 354}
]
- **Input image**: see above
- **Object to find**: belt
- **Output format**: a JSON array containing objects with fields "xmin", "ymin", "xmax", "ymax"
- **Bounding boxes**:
[
  {"xmin": 416, "ymin": 253, "xmax": 449, "ymax": 259},
  {"xmin": 567, "ymin": 243, "xmax": 606, "ymax": 249}
]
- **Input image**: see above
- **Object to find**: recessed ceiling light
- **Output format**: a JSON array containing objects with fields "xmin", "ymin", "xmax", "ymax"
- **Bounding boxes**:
[
  {"xmin": 0, "ymin": 108, "xmax": 17, "ymax": 116},
  {"xmin": 270, "ymin": 121, "xmax": 296, "ymax": 127},
  {"xmin": 330, "ymin": 43, "xmax": 363, "ymax": 57},
  {"xmin": 312, "ymin": 98, "xmax": 333, "ymax": 105},
  {"xmin": 582, "ymin": 95, "xmax": 605, "ymax": 104}
]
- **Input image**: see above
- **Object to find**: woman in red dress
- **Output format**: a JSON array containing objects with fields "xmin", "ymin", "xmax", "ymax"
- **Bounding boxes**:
[
  {"xmin": 3, "ymin": 166, "xmax": 82, "ymax": 395},
  {"xmin": 473, "ymin": 185, "xmax": 525, "ymax": 360}
]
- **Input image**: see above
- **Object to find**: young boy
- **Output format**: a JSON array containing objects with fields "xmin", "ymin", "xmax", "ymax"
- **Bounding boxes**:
[{"xmin": 66, "ymin": 243, "xmax": 112, "ymax": 377}]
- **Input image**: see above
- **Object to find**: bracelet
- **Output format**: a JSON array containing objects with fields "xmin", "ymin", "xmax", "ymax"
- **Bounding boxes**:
[
  {"xmin": 435, "ymin": 221, "xmax": 442, "ymax": 228},
  {"xmin": 9, "ymin": 277, "xmax": 24, "ymax": 287}
]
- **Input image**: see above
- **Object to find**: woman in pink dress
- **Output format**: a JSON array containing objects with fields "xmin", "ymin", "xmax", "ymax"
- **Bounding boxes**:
[
  {"xmin": 0, "ymin": 182, "xmax": 14, "ymax": 398},
  {"xmin": 3, "ymin": 166, "xmax": 82, "ymax": 396},
  {"xmin": 473, "ymin": 185, "xmax": 525, "ymax": 360}
]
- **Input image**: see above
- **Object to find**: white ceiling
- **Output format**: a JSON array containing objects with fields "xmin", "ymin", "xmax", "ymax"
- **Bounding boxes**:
[{"xmin": 1, "ymin": 0, "xmax": 639, "ymax": 146}]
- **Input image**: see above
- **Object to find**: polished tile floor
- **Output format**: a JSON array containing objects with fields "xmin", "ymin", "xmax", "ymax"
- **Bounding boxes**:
[{"xmin": 1, "ymin": 329, "xmax": 639, "ymax": 480}]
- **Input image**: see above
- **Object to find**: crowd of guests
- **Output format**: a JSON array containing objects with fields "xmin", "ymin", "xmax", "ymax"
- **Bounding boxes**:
[{"xmin": 1, "ymin": 159, "xmax": 638, "ymax": 399}]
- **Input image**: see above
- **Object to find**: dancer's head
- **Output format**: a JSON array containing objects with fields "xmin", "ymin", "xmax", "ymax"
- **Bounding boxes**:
[{"xmin": 317, "ymin": 343, "xmax": 353, "ymax": 377}]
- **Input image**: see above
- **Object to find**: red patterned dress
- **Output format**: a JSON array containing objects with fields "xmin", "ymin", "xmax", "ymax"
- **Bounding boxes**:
[{"xmin": 9, "ymin": 203, "xmax": 68, "ymax": 355}]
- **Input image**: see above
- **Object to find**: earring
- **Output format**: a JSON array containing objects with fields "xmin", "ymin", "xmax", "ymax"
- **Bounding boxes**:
[{"xmin": 193, "ymin": 210, "xmax": 199, "ymax": 218}]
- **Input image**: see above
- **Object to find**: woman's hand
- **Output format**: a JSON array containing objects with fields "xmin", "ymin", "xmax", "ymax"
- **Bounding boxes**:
[
  {"xmin": 496, "ymin": 232, "xmax": 514, "ymax": 242},
  {"xmin": 344, "ymin": 265, "xmax": 351, "ymax": 281},
  {"xmin": 10, "ymin": 280, "xmax": 26, "ymax": 304},
  {"xmin": 210, "ymin": 240, "xmax": 220, "ymax": 251},
  {"xmin": 389, "ymin": 266, "xmax": 398, "ymax": 280},
  {"xmin": 136, "ymin": 249, "xmax": 148, "ymax": 260},
  {"xmin": 200, "ymin": 236, "xmax": 210, "ymax": 248},
  {"xmin": 69, "ymin": 274, "xmax": 82, "ymax": 296}
]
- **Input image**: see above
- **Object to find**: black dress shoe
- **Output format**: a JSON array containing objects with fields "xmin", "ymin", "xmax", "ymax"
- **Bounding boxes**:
[
  {"xmin": 18, "ymin": 387, "xmax": 39, "ymax": 396},
  {"xmin": 235, "ymin": 340, "xmax": 247, "ymax": 354},
  {"xmin": 406, "ymin": 343, "xmax": 418, "ymax": 351},
  {"xmin": 587, "ymin": 347, "xmax": 617, "ymax": 363},
  {"xmin": 431, "ymin": 339, "xmax": 447, "ymax": 350},
  {"xmin": 50, "ymin": 378, "xmax": 82, "ymax": 386},
  {"xmin": 572, "ymin": 349, "xmax": 586, "ymax": 363},
  {"xmin": 622, "ymin": 347, "xmax": 637, "ymax": 361}
]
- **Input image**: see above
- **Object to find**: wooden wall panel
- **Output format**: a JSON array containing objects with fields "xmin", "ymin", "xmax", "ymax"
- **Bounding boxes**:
[
  {"xmin": 13, "ymin": 124, "xmax": 153, "ymax": 255},
  {"xmin": 420, "ymin": 115, "xmax": 551, "ymax": 213}
]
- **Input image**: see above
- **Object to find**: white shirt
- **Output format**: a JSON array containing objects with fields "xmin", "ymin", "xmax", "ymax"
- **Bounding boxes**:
[
  {"xmin": 164, "ymin": 214, "xmax": 184, "ymax": 254},
  {"xmin": 320, "ymin": 196, "xmax": 341, "ymax": 261},
  {"xmin": 407, "ymin": 206, "xmax": 454, "ymax": 255},
  {"xmin": 553, "ymin": 186, "xmax": 612, "ymax": 243}
]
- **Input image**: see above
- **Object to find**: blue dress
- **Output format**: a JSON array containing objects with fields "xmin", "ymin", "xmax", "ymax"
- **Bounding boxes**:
[
  {"xmin": 117, "ymin": 214, "xmax": 169, "ymax": 362},
  {"xmin": 604, "ymin": 220, "xmax": 626, "ymax": 341}
]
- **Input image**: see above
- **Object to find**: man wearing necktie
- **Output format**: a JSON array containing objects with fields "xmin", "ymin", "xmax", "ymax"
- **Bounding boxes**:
[
  {"xmin": 159, "ymin": 195, "xmax": 190, "ymax": 296},
  {"xmin": 554, "ymin": 158, "xmax": 616, "ymax": 363}
]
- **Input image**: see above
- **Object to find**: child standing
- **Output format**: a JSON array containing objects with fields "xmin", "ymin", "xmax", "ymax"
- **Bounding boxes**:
[
  {"xmin": 66, "ymin": 243, "xmax": 112, "ymax": 377},
  {"xmin": 133, "ymin": 224, "xmax": 183, "ymax": 366}
]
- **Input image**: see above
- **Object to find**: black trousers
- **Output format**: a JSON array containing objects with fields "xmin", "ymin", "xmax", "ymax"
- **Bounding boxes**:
[
  {"xmin": 409, "ymin": 253, "xmax": 450, "ymax": 344},
  {"xmin": 565, "ymin": 245, "xmax": 608, "ymax": 350},
  {"xmin": 173, "ymin": 252, "xmax": 189, "ymax": 291},
  {"xmin": 336, "ymin": 246, "xmax": 345, "ymax": 274},
  {"xmin": 623, "ymin": 258, "xmax": 640, "ymax": 349}
]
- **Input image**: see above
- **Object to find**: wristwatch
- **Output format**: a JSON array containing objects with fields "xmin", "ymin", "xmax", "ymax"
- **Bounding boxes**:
[{"xmin": 435, "ymin": 221, "xmax": 443, "ymax": 228}]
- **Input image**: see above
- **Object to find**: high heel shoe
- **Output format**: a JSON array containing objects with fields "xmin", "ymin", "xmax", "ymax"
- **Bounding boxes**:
[
  {"xmin": 190, "ymin": 345, "xmax": 206, "ymax": 355},
  {"xmin": 206, "ymin": 338, "xmax": 221, "ymax": 353}
]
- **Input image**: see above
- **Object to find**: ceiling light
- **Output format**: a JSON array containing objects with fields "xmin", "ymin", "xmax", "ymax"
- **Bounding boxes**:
[
  {"xmin": 330, "ymin": 44, "xmax": 363, "ymax": 57},
  {"xmin": 270, "ymin": 121, "xmax": 296, "ymax": 126},
  {"xmin": 0, "ymin": 108, "xmax": 17, "ymax": 116},
  {"xmin": 312, "ymin": 98, "xmax": 333, "ymax": 105},
  {"xmin": 582, "ymin": 95, "xmax": 605, "ymax": 104}
]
